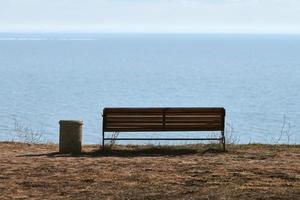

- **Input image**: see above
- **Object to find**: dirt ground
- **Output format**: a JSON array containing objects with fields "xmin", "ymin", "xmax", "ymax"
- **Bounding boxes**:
[{"xmin": 0, "ymin": 142, "xmax": 299, "ymax": 200}]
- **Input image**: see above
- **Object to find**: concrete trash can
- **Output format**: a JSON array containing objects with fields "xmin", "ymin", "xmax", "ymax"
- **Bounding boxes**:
[{"xmin": 59, "ymin": 120, "xmax": 83, "ymax": 154}]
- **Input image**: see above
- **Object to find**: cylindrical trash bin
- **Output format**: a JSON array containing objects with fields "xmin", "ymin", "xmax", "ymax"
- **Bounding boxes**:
[{"xmin": 59, "ymin": 120, "xmax": 83, "ymax": 154}]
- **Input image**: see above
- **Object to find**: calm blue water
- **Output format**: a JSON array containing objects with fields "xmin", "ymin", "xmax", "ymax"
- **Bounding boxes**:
[{"xmin": 0, "ymin": 33, "xmax": 299, "ymax": 144}]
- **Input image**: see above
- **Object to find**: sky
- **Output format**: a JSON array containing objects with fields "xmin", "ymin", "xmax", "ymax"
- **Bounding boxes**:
[{"xmin": 0, "ymin": 0, "xmax": 300, "ymax": 33}]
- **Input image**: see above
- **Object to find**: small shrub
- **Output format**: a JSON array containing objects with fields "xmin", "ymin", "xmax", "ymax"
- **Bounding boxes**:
[
  {"xmin": 107, "ymin": 131, "xmax": 119, "ymax": 149},
  {"xmin": 12, "ymin": 118, "xmax": 46, "ymax": 144}
]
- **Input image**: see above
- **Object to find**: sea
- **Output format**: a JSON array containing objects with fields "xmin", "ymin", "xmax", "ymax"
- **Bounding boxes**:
[{"xmin": 0, "ymin": 33, "xmax": 299, "ymax": 144}]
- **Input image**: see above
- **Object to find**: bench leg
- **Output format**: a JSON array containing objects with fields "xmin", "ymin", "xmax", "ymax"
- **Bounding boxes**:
[
  {"xmin": 221, "ymin": 131, "xmax": 225, "ymax": 152},
  {"xmin": 102, "ymin": 130, "xmax": 105, "ymax": 151}
]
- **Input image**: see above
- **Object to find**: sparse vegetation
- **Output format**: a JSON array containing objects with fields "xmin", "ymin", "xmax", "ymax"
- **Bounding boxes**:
[
  {"xmin": 0, "ymin": 142, "xmax": 299, "ymax": 199},
  {"xmin": 12, "ymin": 118, "xmax": 47, "ymax": 144},
  {"xmin": 272, "ymin": 115, "xmax": 294, "ymax": 144},
  {"xmin": 106, "ymin": 131, "xmax": 119, "ymax": 149}
]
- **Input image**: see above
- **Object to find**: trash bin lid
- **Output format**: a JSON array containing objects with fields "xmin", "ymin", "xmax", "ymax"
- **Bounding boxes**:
[{"xmin": 59, "ymin": 120, "xmax": 83, "ymax": 125}]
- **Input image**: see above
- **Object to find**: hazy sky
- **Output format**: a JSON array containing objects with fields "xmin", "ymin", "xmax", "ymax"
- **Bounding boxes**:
[{"xmin": 0, "ymin": 0, "xmax": 300, "ymax": 33}]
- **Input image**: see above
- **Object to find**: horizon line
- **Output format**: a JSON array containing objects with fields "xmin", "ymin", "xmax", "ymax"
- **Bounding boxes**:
[{"xmin": 1, "ymin": 31, "xmax": 300, "ymax": 35}]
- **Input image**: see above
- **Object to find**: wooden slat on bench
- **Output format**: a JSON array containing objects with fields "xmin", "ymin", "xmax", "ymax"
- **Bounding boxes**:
[
  {"xmin": 171, "ymin": 108, "xmax": 223, "ymax": 112},
  {"xmin": 104, "ymin": 125, "xmax": 224, "ymax": 132},
  {"xmin": 105, "ymin": 121, "xmax": 221, "ymax": 127},
  {"xmin": 104, "ymin": 107, "xmax": 224, "ymax": 113},
  {"xmin": 165, "ymin": 119, "xmax": 221, "ymax": 124},
  {"xmin": 106, "ymin": 124, "xmax": 162, "ymax": 127},
  {"xmin": 105, "ymin": 127, "xmax": 222, "ymax": 132},
  {"xmin": 106, "ymin": 116, "xmax": 163, "ymax": 119},
  {"xmin": 104, "ymin": 108, "xmax": 164, "ymax": 113}
]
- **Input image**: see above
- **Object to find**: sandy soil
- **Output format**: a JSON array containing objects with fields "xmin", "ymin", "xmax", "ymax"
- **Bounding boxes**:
[{"xmin": 0, "ymin": 142, "xmax": 299, "ymax": 200}]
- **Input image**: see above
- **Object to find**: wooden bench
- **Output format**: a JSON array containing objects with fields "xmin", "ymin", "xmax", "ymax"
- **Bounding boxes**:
[{"xmin": 102, "ymin": 107, "xmax": 226, "ymax": 151}]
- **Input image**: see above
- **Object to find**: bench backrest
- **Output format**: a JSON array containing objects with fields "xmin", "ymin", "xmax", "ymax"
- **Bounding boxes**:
[{"xmin": 103, "ymin": 107, "xmax": 225, "ymax": 132}]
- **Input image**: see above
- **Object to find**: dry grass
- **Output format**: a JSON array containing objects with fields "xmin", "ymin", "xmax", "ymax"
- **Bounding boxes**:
[{"xmin": 0, "ymin": 142, "xmax": 299, "ymax": 199}]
